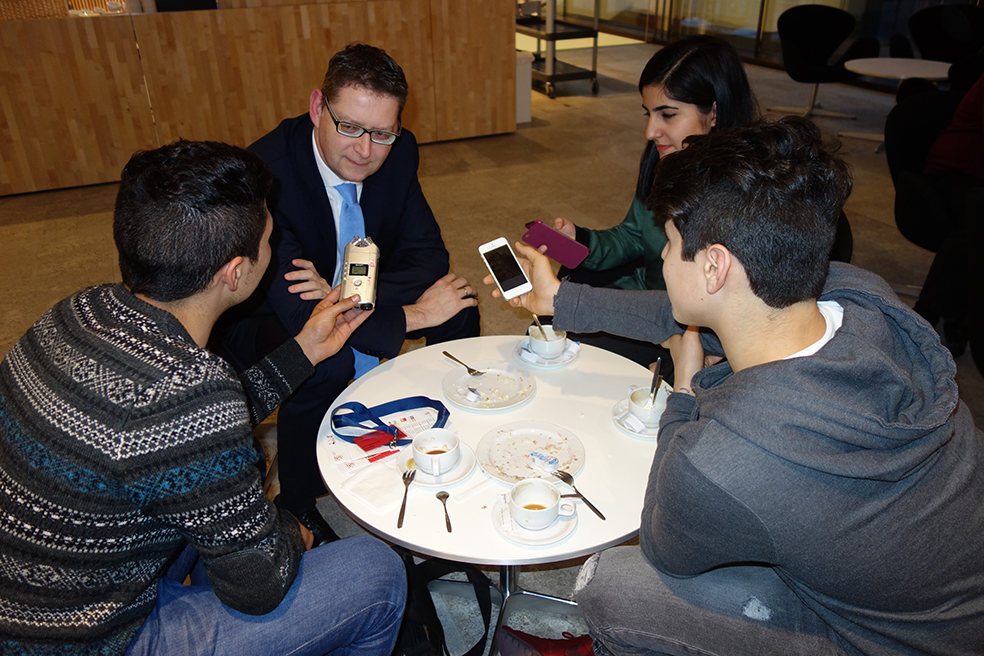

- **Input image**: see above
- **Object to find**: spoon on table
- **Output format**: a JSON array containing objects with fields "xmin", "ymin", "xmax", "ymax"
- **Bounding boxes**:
[
  {"xmin": 436, "ymin": 491, "xmax": 452, "ymax": 532},
  {"xmin": 647, "ymin": 357, "xmax": 663, "ymax": 409},
  {"xmin": 531, "ymin": 313, "xmax": 548, "ymax": 340}
]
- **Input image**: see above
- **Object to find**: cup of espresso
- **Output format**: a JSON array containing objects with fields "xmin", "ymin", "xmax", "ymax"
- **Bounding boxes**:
[
  {"xmin": 528, "ymin": 325, "xmax": 567, "ymax": 360},
  {"xmin": 411, "ymin": 428, "xmax": 460, "ymax": 477},
  {"xmin": 508, "ymin": 478, "xmax": 575, "ymax": 530},
  {"xmin": 627, "ymin": 385, "xmax": 667, "ymax": 429}
]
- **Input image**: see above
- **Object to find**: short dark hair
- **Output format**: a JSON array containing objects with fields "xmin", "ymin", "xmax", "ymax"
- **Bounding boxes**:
[
  {"xmin": 321, "ymin": 43, "xmax": 409, "ymax": 116},
  {"xmin": 636, "ymin": 36, "xmax": 757, "ymax": 200},
  {"xmin": 649, "ymin": 117, "xmax": 853, "ymax": 308},
  {"xmin": 113, "ymin": 140, "xmax": 273, "ymax": 302}
]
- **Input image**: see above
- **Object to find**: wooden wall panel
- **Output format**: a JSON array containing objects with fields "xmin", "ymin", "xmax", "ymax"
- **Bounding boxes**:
[
  {"xmin": 428, "ymin": 0, "xmax": 514, "ymax": 141},
  {"xmin": 1, "ymin": 0, "xmax": 514, "ymax": 195},
  {"xmin": 132, "ymin": 0, "xmax": 438, "ymax": 149},
  {"xmin": 0, "ymin": 16, "xmax": 156, "ymax": 195}
]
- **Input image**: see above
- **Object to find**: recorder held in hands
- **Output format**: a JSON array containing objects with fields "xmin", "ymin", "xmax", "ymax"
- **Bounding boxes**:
[{"xmin": 340, "ymin": 236, "xmax": 379, "ymax": 310}]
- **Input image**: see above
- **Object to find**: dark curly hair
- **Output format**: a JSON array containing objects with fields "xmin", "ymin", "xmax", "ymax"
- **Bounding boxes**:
[
  {"xmin": 649, "ymin": 117, "xmax": 852, "ymax": 308},
  {"xmin": 113, "ymin": 140, "xmax": 273, "ymax": 302}
]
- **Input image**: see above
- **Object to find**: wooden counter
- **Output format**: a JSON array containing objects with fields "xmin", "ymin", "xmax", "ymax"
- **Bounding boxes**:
[{"xmin": 0, "ymin": 0, "xmax": 515, "ymax": 195}]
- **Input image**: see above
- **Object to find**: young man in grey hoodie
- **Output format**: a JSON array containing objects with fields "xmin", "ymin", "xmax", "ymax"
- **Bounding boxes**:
[{"xmin": 492, "ymin": 117, "xmax": 984, "ymax": 656}]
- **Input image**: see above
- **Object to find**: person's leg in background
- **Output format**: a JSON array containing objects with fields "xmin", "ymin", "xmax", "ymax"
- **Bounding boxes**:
[
  {"xmin": 126, "ymin": 536, "xmax": 406, "ymax": 656},
  {"xmin": 574, "ymin": 546, "xmax": 853, "ymax": 656},
  {"xmin": 273, "ymin": 345, "xmax": 356, "ymax": 544},
  {"xmin": 210, "ymin": 314, "xmax": 353, "ymax": 546}
]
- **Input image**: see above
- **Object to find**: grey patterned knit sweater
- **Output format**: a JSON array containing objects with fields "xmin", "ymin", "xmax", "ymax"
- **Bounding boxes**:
[{"xmin": 0, "ymin": 284, "xmax": 314, "ymax": 654}]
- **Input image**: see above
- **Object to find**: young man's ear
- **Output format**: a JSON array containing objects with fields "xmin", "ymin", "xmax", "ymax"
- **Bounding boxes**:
[
  {"xmin": 216, "ymin": 256, "xmax": 246, "ymax": 293},
  {"xmin": 703, "ymin": 244, "xmax": 732, "ymax": 295}
]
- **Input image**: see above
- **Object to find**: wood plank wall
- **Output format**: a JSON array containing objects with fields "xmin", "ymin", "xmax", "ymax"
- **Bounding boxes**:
[
  {"xmin": 0, "ymin": 16, "xmax": 156, "ymax": 194},
  {"xmin": 0, "ymin": 0, "xmax": 514, "ymax": 196},
  {"xmin": 131, "ymin": 0, "xmax": 438, "ymax": 147}
]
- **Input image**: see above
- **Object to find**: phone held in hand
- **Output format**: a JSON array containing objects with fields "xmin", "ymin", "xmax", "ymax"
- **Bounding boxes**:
[
  {"xmin": 479, "ymin": 237, "xmax": 533, "ymax": 300},
  {"xmin": 521, "ymin": 220, "xmax": 590, "ymax": 269}
]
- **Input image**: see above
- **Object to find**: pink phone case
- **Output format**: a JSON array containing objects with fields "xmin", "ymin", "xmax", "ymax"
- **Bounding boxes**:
[{"xmin": 522, "ymin": 220, "xmax": 590, "ymax": 269}]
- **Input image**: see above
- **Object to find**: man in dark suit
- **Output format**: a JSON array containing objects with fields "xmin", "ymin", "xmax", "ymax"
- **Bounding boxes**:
[{"xmin": 214, "ymin": 44, "xmax": 480, "ymax": 545}]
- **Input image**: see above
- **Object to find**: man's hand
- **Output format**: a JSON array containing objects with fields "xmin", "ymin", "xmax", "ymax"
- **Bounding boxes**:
[
  {"xmin": 483, "ymin": 242, "xmax": 560, "ymax": 316},
  {"xmin": 403, "ymin": 272, "xmax": 478, "ymax": 333},
  {"xmin": 285, "ymin": 259, "xmax": 331, "ymax": 301},
  {"xmin": 553, "ymin": 217, "xmax": 576, "ymax": 239},
  {"xmin": 298, "ymin": 522, "xmax": 315, "ymax": 551},
  {"xmin": 295, "ymin": 286, "xmax": 371, "ymax": 365},
  {"xmin": 661, "ymin": 326, "xmax": 705, "ymax": 395}
]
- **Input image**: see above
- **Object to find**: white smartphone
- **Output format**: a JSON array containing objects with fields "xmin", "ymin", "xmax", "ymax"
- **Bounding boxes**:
[{"xmin": 479, "ymin": 237, "xmax": 533, "ymax": 300}]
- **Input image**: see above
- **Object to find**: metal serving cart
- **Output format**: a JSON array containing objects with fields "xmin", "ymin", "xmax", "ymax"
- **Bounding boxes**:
[{"xmin": 516, "ymin": 0, "xmax": 601, "ymax": 98}]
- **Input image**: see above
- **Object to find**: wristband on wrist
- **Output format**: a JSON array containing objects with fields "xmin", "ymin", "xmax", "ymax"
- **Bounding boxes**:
[{"xmin": 673, "ymin": 386, "xmax": 695, "ymax": 396}]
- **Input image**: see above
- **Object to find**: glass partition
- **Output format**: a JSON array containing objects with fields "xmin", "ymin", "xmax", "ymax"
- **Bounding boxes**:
[{"xmin": 556, "ymin": 0, "xmax": 977, "ymax": 66}]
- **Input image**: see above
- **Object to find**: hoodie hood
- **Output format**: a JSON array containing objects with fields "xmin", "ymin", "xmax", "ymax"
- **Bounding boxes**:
[{"xmin": 691, "ymin": 263, "xmax": 959, "ymax": 482}]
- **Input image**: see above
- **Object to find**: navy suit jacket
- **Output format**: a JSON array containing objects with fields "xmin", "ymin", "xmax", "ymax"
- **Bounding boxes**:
[{"xmin": 233, "ymin": 113, "xmax": 450, "ymax": 360}]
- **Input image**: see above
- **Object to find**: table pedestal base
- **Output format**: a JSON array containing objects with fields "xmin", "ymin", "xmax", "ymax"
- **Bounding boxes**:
[{"xmin": 429, "ymin": 564, "xmax": 582, "ymax": 655}]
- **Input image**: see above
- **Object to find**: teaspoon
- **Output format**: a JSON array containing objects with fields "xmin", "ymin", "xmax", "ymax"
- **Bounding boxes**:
[{"xmin": 436, "ymin": 491, "xmax": 452, "ymax": 532}]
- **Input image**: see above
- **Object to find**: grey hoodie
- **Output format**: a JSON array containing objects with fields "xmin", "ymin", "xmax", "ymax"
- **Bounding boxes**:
[{"xmin": 554, "ymin": 263, "xmax": 984, "ymax": 656}]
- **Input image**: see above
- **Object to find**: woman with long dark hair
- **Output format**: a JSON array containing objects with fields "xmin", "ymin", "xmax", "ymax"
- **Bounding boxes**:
[{"xmin": 551, "ymin": 36, "xmax": 757, "ymax": 373}]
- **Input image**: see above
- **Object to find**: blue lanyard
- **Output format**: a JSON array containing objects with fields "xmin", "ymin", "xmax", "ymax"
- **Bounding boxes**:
[{"xmin": 330, "ymin": 396, "xmax": 450, "ymax": 446}]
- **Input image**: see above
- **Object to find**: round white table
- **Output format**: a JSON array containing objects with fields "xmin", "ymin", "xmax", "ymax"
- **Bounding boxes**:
[
  {"xmin": 316, "ymin": 335, "xmax": 658, "ymax": 646},
  {"xmin": 844, "ymin": 57, "xmax": 951, "ymax": 81},
  {"xmin": 839, "ymin": 57, "xmax": 952, "ymax": 150}
]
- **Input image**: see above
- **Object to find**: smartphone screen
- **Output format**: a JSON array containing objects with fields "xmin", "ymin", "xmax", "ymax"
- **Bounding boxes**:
[{"xmin": 485, "ymin": 243, "xmax": 528, "ymax": 294}]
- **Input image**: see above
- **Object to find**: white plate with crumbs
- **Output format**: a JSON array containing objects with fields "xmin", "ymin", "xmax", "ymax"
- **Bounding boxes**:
[
  {"xmin": 442, "ymin": 361, "xmax": 536, "ymax": 411},
  {"xmin": 476, "ymin": 421, "xmax": 585, "ymax": 484}
]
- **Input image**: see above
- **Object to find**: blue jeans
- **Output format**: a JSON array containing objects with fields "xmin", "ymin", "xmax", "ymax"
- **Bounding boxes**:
[
  {"xmin": 575, "ymin": 546, "xmax": 856, "ymax": 656},
  {"xmin": 126, "ymin": 536, "xmax": 406, "ymax": 656}
]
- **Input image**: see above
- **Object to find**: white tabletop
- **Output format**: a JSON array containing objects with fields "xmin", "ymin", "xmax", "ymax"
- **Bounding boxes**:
[
  {"xmin": 316, "ymin": 335, "xmax": 658, "ymax": 565},
  {"xmin": 844, "ymin": 57, "xmax": 951, "ymax": 81}
]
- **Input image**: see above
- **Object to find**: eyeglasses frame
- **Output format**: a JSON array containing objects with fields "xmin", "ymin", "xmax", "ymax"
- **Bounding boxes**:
[{"xmin": 323, "ymin": 98, "xmax": 402, "ymax": 146}]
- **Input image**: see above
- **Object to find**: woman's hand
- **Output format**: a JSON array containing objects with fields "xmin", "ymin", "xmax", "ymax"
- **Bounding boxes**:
[
  {"xmin": 553, "ymin": 217, "xmax": 576, "ymax": 239},
  {"xmin": 483, "ymin": 242, "xmax": 561, "ymax": 316},
  {"xmin": 285, "ymin": 259, "xmax": 330, "ymax": 300}
]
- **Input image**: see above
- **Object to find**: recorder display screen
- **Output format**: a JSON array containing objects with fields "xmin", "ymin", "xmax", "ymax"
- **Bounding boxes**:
[
  {"xmin": 349, "ymin": 263, "xmax": 370, "ymax": 276},
  {"xmin": 486, "ymin": 245, "xmax": 526, "ymax": 291}
]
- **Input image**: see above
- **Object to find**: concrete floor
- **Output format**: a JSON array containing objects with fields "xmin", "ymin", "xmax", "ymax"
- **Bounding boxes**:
[{"xmin": 2, "ymin": 40, "xmax": 982, "ymax": 655}]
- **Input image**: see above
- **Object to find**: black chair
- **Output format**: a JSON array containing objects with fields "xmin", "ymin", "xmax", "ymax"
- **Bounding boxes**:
[
  {"xmin": 883, "ymin": 88, "xmax": 980, "ymax": 357},
  {"xmin": 909, "ymin": 5, "xmax": 984, "ymax": 64},
  {"xmin": 767, "ymin": 4, "xmax": 880, "ymax": 119},
  {"xmin": 884, "ymin": 89, "xmax": 963, "ymax": 252}
]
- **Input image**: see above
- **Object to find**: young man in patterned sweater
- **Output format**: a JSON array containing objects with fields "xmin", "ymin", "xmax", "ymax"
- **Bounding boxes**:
[{"xmin": 0, "ymin": 141, "xmax": 406, "ymax": 655}]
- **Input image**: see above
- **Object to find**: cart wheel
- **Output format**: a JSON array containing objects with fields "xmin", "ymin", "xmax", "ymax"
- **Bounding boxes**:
[
  {"xmin": 546, "ymin": 83, "xmax": 556, "ymax": 99},
  {"xmin": 591, "ymin": 78, "xmax": 599, "ymax": 94}
]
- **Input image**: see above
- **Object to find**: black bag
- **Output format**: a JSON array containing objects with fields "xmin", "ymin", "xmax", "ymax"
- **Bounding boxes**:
[{"xmin": 392, "ymin": 546, "xmax": 494, "ymax": 656}]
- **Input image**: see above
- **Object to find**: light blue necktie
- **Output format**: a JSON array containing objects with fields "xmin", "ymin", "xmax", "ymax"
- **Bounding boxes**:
[
  {"xmin": 335, "ymin": 183, "xmax": 366, "ymax": 267},
  {"xmin": 334, "ymin": 182, "xmax": 378, "ymax": 378}
]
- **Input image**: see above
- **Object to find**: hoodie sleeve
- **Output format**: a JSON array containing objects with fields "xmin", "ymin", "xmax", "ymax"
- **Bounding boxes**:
[
  {"xmin": 640, "ymin": 401, "xmax": 779, "ymax": 576},
  {"xmin": 552, "ymin": 282, "xmax": 724, "ymax": 356}
]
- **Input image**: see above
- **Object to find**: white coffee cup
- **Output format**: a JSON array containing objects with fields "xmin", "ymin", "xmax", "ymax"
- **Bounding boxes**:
[
  {"xmin": 508, "ymin": 478, "xmax": 576, "ymax": 530},
  {"xmin": 411, "ymin": 428, "xmax": 460, "ymax": 477},
  {"xmin": 528, "ymin": 325, "xmax": 567, "ymax": 360},
  {"xmin": 627, "ymin": 385, "xmax": 668, "ymax": 429}
]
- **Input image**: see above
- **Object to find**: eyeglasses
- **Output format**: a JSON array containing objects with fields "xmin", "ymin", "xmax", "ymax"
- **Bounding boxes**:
[{"xmin": 323, "ymin": 99, "xmax": 401, "ymax": 146}]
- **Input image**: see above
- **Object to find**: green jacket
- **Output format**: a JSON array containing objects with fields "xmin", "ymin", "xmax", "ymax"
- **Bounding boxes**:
[{"xmin": 577, "ymin": 196, "xmax": 667, "ymax": 291}]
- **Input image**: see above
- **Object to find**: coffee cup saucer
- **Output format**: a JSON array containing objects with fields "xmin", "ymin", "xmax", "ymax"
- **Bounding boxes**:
[
  {"xmin": 491, "ymin": 495, "xmax": 578, "ymax": 546},
  {"xmin": 611, "ymin": 398, "xmax": 660, "ymax": 439},
  {"xmin": 397, "ymin": 443, "xmax": 476, "ymax": 486},
  {"xmin": 513, "ymin": 339, "xmax": 580, "ymax": 369}
]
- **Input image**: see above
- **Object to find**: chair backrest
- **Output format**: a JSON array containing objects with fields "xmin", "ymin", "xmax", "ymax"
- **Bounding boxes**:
[
  {"xmin": 909, "ymin": 5, "xmax": 984, "ymax": 63},
  {"xmin": 777, "ymin": 4, "xmax": 857, "ymax": 80},
  {"xmin": 884, "ymin": 90, "xmax": 963, "ymax": 184}
]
